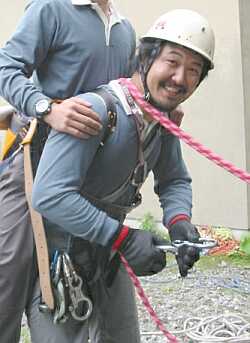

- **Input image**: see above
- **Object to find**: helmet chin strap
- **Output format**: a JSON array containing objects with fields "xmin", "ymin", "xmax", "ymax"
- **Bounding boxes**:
[
  {"xmin": 139, "ymin": 65, "xmax": 150, "ymax": 101},
  {"xmin": 144, "ymin": 90, "xmax": 150, "ymax": 102},
  {"xmin": 138, "ymin": 40, "xmax": 163, "ymax": 102}
]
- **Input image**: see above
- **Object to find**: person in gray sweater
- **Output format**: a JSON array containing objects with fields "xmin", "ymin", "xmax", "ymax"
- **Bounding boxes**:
[
  {"xmin": 32, "ymin": 9, "xmax": 215, "ymax": 343},
  {"xmin": 0, "ymin": 1, "xmax": 136, "ymax": 342}
]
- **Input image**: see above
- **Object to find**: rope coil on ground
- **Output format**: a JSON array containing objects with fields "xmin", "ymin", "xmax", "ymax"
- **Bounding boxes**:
[
  {"xmin": 183, "ymin": 314, "xmax": 250, "ymax": 342},
  {"xmin": 141, "ymin": 314, "xmax": 250, "ymax": 342}
]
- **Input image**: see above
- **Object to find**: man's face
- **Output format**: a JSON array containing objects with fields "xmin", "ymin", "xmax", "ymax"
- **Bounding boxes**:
[{"xmin": 146, "ymin": 43, "xmax": 204, "ymax": 112}]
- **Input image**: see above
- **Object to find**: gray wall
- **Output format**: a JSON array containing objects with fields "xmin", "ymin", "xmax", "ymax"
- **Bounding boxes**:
[
  {"xmin": 0, "ymin": 1, "xmax": 28, "ymax": 44},
  {"xmin": 1, "ymin": 0, "xmax": 249, "ymax": 233},
  {"xmin": 239, "ymin": 0, "xmax": 250, "ymax": 233}
]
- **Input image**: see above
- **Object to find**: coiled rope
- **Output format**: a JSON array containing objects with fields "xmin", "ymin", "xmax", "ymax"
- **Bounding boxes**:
[
  {"xmin": 119, "ymin": 78, "xmax": 250, "ymax": 184},
  {"xmin": 183, "ymin": 314, "xmax": 250, "ymax": 342},
  {"xmin": 141, "ymin": 314, "xmax": 250, "ymax": 342}
]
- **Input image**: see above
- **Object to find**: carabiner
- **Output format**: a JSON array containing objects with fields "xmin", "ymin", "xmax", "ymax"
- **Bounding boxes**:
[{"xmin": 156, "ymin": 238, "xmax": 217, "ymax": 255}]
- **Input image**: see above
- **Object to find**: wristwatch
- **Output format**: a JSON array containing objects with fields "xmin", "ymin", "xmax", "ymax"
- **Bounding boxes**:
[{"xmin": 35, "ymin": 99, "xmax": 52, "ymax": 119}]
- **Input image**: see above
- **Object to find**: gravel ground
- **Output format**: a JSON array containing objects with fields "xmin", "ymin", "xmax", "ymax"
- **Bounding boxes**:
[
  {"xmin": 136, "ymin": 257, "xmax": 250, "ymax": 343},
  {"xmin": 21, "ymin": 256, "xmax": 250, "ymax": 343}
]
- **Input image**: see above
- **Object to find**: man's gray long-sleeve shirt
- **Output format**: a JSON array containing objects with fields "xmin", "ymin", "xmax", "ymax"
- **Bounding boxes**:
[
  {"xmin": 0, "ymin": 0, "xmax": 136, "ymax": 116},
  {"xmin": 32, "ymin": 80, "xmax": 193, "ymax": 247}
]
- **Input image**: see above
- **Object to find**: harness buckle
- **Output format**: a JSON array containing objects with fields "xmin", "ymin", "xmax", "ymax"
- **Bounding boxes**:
[{"xmin": 131, "ymin": 162, "xmax": 148, "ymax": 187}]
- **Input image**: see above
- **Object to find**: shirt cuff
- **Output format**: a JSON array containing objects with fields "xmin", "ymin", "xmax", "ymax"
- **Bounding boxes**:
[
  {"xmin": 167, "ymin": 214, "xmax": 190, "ymax": 229},
  {"xmin": 26, "ymin": 92, "xmax": 51, "ymax": 118}
]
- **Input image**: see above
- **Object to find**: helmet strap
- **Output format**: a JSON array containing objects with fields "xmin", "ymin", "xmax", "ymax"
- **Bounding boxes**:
[
  {"xmin": 144, "ymin": 91, "xmax": 150, "ymax": 102},
  {"xmin": 138, "ymin": 40, "xmax": 163, "ymax": 102}
]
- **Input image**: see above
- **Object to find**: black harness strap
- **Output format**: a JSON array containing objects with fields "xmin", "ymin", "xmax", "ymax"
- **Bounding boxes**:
[{"xmin": 92, "ymin": 88, "xmax": 117, "ymax": 147}]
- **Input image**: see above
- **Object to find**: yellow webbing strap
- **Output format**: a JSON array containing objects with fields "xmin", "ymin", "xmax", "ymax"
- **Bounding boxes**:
[
  {"xmin": 0, "ymin": 116, "xmax": 41, "ymax": 161},
  {"xmin": 0, "ymin": 129, "xmax": 16, "ymax": 161},
  {"xmin": 22, "ymin": 119, "xmax": 55, "ymax": 310}
]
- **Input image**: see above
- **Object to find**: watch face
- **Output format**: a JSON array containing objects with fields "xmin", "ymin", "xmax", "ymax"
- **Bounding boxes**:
[{"xmin": 36, "ymin": 99, "xmax": 50, "ymax": 115}]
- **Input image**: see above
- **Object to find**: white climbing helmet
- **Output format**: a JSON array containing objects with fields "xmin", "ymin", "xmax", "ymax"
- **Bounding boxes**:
[{"xmin": 142, "ymin": 9, "xmax": 215, "ymax": 69}]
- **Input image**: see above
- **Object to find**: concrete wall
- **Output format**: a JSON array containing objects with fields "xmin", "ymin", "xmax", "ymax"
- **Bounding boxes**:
[
  {"xmin": 1, "ymin": 0, "xmax": 249, "ymax": 233},
  {"xmin": 0, "ymin": 1, "xmax": 28, "ymax": 44},
  {"xmin": 239, "ymin": 0, "xmax": 250, "ymax": 234}
]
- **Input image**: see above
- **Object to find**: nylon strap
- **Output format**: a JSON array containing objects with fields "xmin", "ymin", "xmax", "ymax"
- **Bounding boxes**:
[
  {"xmin": 91, "ymin": 87, "xmax": 117, "ymax": 147},
  {"xmin": 23, "ymin": 119, "xmax": 54, "ymax": 310}
]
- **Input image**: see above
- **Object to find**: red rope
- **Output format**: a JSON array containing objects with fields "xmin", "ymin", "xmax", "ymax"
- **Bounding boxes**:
[
  {"xmin": 120, "ymin": 253, "xmax": 180, "ymax": 342},
  {"xmin": 119, "ymin": 78, "xmax": 250, "ymax": 184}
]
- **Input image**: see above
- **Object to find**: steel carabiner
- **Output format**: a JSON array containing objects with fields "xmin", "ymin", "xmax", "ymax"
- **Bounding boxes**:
[{"xmin": 156, "ymin": 238, "xmax": 217, "ymax": 255}]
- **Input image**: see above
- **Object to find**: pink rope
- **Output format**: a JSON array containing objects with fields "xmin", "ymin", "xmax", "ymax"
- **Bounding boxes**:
[
  {"xmin": 119, "ymin": 78, "xmax": 250, "ymax": 184},
  {"xmin": 120, "ymin": 253, "xmax": 180, "ymax": 343}
]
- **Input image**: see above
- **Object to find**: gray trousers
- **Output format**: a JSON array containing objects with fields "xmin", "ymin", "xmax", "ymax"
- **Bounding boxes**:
[
  {"xmin": 0, "ymin": 152, "xmax": 140, "ymax": 343},
  {"xmin": 0, "ymin": 152, "xmax": 35, "ymax": 343}
]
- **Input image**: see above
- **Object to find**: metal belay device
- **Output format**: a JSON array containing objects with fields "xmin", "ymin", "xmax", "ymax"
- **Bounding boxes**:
[
  {"xmin": 156, "ymin": 238, "xmax": 217, "ymax": 255},
  {"xmin": 39, "ymin": 250, "xmax": 93, "ymax": 324}
]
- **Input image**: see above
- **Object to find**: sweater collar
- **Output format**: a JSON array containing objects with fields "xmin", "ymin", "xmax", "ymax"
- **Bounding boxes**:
[{"xmin": 71, "ymin": 0, "xmax": 123, "ymax": 20}]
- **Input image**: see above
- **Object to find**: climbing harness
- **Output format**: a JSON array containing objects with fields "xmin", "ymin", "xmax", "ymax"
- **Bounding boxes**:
[
  {"xmin": 81, "ymin": 84, "xmax": 162, "ymax": 221},
  {"xmin": 0, "ymin": 89, "xmax": 118, "ymax": 315}
]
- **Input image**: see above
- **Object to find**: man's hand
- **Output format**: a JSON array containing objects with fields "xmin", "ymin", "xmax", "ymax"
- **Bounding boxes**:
[
  {"xmin": 168, "ymin": 219, "xmax": 200, "ymax": 277},
  {"xmin": 169, "ymin": 105, "xmax": 184, "ymax": 127},
  {"xmin": 112, "ymin": 226, "xmax": 167, "ymax": 276},
  {"xmin": 43, "ymin": 97, "xmax": 103, "ymax": 139}
]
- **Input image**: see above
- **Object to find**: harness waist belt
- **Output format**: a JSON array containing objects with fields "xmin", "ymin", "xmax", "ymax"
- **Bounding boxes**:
[{"xmin": 80, "ymin": 190, "xmax": 142, "ymax": 223}]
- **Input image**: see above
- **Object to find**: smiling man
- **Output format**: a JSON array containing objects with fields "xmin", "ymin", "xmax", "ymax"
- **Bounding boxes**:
[
  {"xmin": 31, "ymin": 9, "xmax": 215, "ymax": 343},
  {"xmin": 145, "ymin": 44, "xmax": 205, "ymax": 110}
]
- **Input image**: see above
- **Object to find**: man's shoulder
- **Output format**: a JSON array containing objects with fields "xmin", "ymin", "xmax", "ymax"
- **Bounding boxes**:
[
  {"xmin": 120, "ymin": 17, "xmax": 136, "ymax": 34},
  {"xmin": 77, "ymin": 91, "xmax": 113, "ymax": 125},
  {"xmin": 28, "ymin": 0, "xmax": 64, "ymax": 4},
  {"xmin": 77, "ymin": 86, "xmax": 124, "ymax": 128},
  {"xmin": 27, "ymin": 0, "xmax": 66, "ymax": 10}
]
